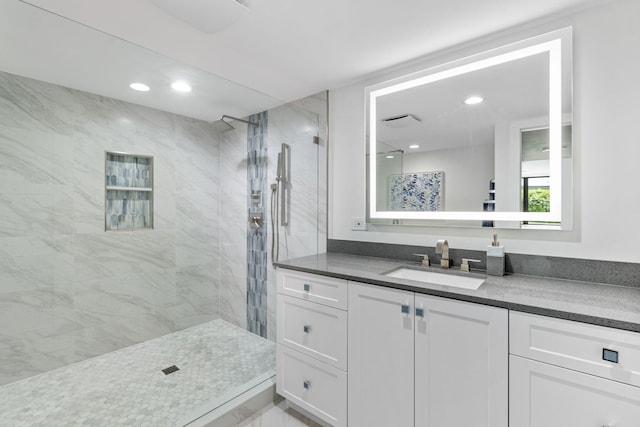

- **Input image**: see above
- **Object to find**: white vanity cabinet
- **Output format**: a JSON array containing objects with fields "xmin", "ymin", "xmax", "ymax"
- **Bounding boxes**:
[
  {"xmin": 276, "ymin": 270, "xmax": 348, "ymax": 427},
  {"xmin": 510, "ymin": 311, "xmax": 640, "ymax": 426},
  {"xmin": 347, "ymin": 281, "xmax": 508, "ymax": 427}
]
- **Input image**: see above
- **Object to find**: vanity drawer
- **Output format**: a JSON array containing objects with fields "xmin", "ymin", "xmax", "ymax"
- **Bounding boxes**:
[
  {"xmin": 510, "ymin": 355, "xmax": 640, "ymax": 426},
  {"xmin": 510, "ymin": 311, "xmax": 640, "ymax": 387},
  {"xmin": 277, "ymin": 269, "xmax": 348, "ymax": 310},
  {"xmin": 277, "ymin": 345, "xmax": 347, "ymax": 427},
  {"xmin": 277, "ymin": 294, "xmax": 347, "ymax": 370}
]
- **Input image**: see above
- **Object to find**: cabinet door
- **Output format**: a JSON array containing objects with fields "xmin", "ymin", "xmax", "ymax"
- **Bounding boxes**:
[
  {"xmin": 414, "ymin": 295, "xmax": 508, "ymax": 427},
  {"xmin": 510, "ymin": 355, "xmax": 640, "ymax": 426},
  {"xmin": 348, "ymin": 282, "xmax": 414, "ymax": 427}
]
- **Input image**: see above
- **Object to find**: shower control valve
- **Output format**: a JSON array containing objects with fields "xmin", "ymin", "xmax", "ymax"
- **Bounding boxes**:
[{"xmin": 249, "ymin": 211, "xmax": 263, "ymax": 229}]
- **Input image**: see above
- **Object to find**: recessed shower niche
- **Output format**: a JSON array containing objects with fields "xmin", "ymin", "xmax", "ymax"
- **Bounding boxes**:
[{"xmin": 105, "ymin": 152, "xmax": 154, "ymax": 231}]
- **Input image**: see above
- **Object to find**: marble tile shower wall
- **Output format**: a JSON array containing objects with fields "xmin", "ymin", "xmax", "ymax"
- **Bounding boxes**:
[
  {"xmin": 219, "ymin": 123, "xmax": 249, "ymax": 330},
  {"xmin": 0, "ymin": 71, "xmax": 220, "ymax": 386}
]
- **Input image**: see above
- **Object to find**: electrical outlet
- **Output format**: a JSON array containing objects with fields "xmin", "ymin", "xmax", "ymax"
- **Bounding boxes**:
[{"xmin": 351, "ymin": 217, "xmax": 368, "ymax": 231}]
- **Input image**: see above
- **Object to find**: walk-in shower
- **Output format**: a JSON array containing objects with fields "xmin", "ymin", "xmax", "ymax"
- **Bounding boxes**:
[{"xmin": 1, "ymin": 2, "xmax": 326, "ymax": 425}]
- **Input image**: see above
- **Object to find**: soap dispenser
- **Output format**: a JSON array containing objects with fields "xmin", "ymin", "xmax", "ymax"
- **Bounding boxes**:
[{"xmin": 486, "ymin": 234, "xmax": 505, "ymax": 276}]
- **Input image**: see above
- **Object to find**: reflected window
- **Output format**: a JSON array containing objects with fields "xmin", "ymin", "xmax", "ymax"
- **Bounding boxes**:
[{"xmin": 520, "ymin": 125, "xmax": 571, "ymax": 225}]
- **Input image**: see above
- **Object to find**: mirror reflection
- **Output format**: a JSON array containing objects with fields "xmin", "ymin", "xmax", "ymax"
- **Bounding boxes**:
[{"xmin": 367, "ymin": 28, "xmax": 572, "ymax": 228}]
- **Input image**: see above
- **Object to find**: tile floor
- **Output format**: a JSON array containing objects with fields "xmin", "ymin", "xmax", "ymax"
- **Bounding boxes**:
[
  {"xmin": 237, "ymin": 398, "xmax": 323, "ymax": 427},
  {"xmin": 0, "ymin": 319, "xmax": 275, "ymax": 426}
]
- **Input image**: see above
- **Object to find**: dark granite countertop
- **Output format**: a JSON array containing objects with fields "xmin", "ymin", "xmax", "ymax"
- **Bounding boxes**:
[{"xmin": 275, "ymin": 253, "xmax": 640, "ymax": 333}]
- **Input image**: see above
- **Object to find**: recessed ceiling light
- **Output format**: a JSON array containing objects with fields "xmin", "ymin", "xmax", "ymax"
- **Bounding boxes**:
[
  {"xmin": 385, "ymin": 155, "xmax": 395, "ymax": 159},
  {"xmin": 129, "ymin": 83, "xmax": 150, "ymax": 92},
  {"xmin": 409, "ymin": 144, "xmax": 420, "ymax": 149},
  {"xmin": 464, "ymin": 95, "xmax": 483, "ymax": 105},
  {"xmin": 171, "ymin": 81, "xmax": 192, "ymax": 92}
]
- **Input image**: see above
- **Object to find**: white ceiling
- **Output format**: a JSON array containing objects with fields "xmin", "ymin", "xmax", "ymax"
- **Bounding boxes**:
[
  {"xmin": 376, "ymin": 52, "xmax": 550, "ymax": 153},
  {"xmin": 3, "ymin": 0, "xmax": 604, "ymax": 120}
]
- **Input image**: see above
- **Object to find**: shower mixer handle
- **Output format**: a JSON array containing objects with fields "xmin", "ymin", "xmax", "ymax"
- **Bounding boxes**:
[{"xmin": 249, "ymin": 211, "xmax": 263, "ymax": 229}]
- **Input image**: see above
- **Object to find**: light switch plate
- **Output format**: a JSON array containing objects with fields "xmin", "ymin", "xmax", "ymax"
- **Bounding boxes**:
[{"xmin": 351, "ymin": 217, "xmax": 368, "ymax": 231}]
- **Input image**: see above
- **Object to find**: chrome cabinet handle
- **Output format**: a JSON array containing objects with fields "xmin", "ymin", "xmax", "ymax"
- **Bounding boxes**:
[
  {"xmin": 415, "ymin": 307, "xmax": 424, "ymax": 317},
  {"xmin": 303, "ymin": 283, "xmax": 310, "ymax": 292},
  {"xmin": 303, "ymin": 380, "xmax": 311, "ymax": 389},
  {"xmin": 303, "ymin": 324, "xmax": 310, "ymax": 333},
  {"xmin": 401, "ymin": 304, "xmax": 410, "ymax": 314}
]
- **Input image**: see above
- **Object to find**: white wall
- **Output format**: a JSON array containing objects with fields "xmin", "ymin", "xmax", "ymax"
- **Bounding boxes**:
[
  {"xmin": 403, "ymin": 144, "xmax": 494, "ymax": 211},
  {"xmin": 329, "ymin": 0, "xmax": 640, "ymax": 263}
]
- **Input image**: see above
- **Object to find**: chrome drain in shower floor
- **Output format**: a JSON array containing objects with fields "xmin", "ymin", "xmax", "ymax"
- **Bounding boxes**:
[{"xmin": 162, "ymin": 365, "xmax": 180, "ymax": 375}]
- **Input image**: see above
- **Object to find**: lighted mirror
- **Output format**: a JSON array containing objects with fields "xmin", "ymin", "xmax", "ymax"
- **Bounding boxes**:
[{"xmin": 366, "ymin": 28, "xmax": 573, "ymax": 229}]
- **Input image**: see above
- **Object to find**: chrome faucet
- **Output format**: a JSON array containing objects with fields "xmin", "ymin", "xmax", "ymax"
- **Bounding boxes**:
[{"xmin": 435, "ymin": 239, "xmax": 450, "ymax": 268}]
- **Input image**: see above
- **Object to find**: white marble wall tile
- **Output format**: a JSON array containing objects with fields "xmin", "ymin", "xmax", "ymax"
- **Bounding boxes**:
[
  {"xmin": 72, "ymin": 230, "xmax": 176, "ymax": 282},
  {"xmin": 0, "ymin": 70, "xmax": 228, "ymax": 386},
  {"xmin": 0, "ymin": 292, "xmax": 56, "ymax": 335},
  {"xmin": 175, "ymin": 263, "xmax": 219, "ymax": 329},
  {"xmin": 219, "ymin": 127, "xmax": 249, "ymax": 330},
  {"xmin": 176, "ymin": 189, "xmax": 219, "ymax": 229},
  {"xmin": 52, "ymin": 191, "xmax": 75, "ymax": 238},
  {"xmin": 220, "ymin": 241, "xmax": 248, "ymax": 329},
  {"xmin": 175, "ymin": 117, "xmax": 220, "ymax": 190},
  {"xmin": 0, "ymin": 72, "xmax": 80, "ymax": 135},
  {"xmin": 154, "ymin": 157, "xmax": 178, "ymax": 232},
  {"xmin": 73, "ymin": 275, "xmax": 176, "ymax": 360},
  {"xmin": 70, "ymin": 88, "xmax": 175, "ymax": 153},
  {"xmin": 72, "ymin": 137, "xmax": 107, "ymax": 234},
  {"xmin": 0, "ymin": 332, "xmax": 31, "ymax": 385},
  {"xmin": 0, "ymin": 255, "xmax": 54, "ymax": 294},
  {"xmin": 0, "ymin": 289, "xmax": 83, "ymax": 386},
  {"xmin": 176, "ymin": 227, "xmax": 219, "ymax": 268},
  {"xmin": 0, "ymin": 128, "xmax": 57, "ymax": 190},
  {"xmin": 0, "ymin": 237, "xmax": 52, "ymax": 271},
  {"xmin": 0, "ymin": 193, "xmax": 53, "ymax": 239}
]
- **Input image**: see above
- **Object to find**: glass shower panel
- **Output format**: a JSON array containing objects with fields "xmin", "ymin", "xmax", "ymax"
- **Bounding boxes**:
[
  {"xmin": 264, "ymin": 97, "xmax": 323, "ymax": 342},
  {"xmin": 268, "ymin": 102, "xmax": 320, "ymax": 261}
]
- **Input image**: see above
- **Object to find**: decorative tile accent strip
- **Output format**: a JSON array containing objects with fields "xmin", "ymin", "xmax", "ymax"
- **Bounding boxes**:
[
  {"xmin": 247, "ymin": 111, "xmax": 269, "ymax": 337},
  {"xmin": 389, "ymin": 171, "xmax": 443, "ymax": 211}
]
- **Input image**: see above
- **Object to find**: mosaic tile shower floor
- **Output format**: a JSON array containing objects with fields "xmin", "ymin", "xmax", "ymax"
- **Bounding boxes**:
[{"xmin": 0, "ymin": 319, "xmax": 276, "ymax": 427}]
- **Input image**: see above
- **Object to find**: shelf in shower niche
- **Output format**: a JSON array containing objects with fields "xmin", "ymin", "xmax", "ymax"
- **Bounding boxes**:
[
  {"xmin": 105, "ymin": 151, "xmax": 154, "ymax": 231},
  {"xmin": 106, "ymin": 186, "xmax": 153, "ymax": 192}
]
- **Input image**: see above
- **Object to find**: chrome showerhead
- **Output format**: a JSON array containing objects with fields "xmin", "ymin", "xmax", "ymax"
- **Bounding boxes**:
[{"xmin": 212, "ymin": 115, "xmax": 259, "ymax": 132}]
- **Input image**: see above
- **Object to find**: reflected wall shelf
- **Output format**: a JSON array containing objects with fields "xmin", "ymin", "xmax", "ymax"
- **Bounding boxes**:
[{"xmin": 105, "ymin": 151, "xmax": 154, "ymax": 231}]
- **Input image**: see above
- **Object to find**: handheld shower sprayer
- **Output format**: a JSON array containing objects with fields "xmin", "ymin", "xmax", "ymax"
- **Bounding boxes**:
[{"xmin": 271, "ymin": 143, "xmax": 291, "ymax": 265}]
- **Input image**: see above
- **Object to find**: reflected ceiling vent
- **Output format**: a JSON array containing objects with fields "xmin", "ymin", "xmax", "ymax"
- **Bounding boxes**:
[
  {"xmin": 151, "ymin": 0, "xmax": 250, "ymax": 34},
  {"xmin": 381, "ymin": 114, "xmax": 421, "ymax": 128}
]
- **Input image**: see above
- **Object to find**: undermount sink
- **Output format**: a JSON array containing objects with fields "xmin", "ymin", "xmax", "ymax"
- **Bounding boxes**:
[{"xmin": 383, "ymin": 267, "xmax": 485, "ymax": 290}]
